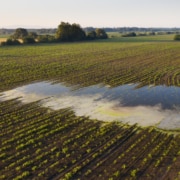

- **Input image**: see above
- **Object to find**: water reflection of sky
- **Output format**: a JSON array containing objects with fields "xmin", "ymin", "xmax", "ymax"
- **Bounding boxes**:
[{"xmin": 0, "ymin": 81, "xmax": 180, "ymax": 131}]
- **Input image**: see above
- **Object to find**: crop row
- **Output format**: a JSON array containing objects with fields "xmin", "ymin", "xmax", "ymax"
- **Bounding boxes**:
[
  {"xmin": 0, "ymin": 42, "xmax": 180, "ymax": 92},
  {"xmin": 0, "ymin": 99, "xmax": 180, "ymax": 179}
]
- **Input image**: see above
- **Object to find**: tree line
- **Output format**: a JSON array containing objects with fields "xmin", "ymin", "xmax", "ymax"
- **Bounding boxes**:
[
  {"xmin": 1, "ymin": 22, "xmax": 108, "ymax": 46},
  {"xmin": 174, "ymin": 34, "xmax": 180, "ymax": 40},
  {"xmin": 1, "ymin": 27, "xmax": 180, "ymax": 36}
]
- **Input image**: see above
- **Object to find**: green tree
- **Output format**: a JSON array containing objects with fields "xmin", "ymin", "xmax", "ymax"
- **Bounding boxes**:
[
  {"xmin": 86, "ymin": 31, "xmax": 97, "ymax": 40},
  {"xmin": 174, "ymin": 34, "xmax": 180, "ymax": 40},
  {"xmin": 22, "ymin": 37, "xmax": 35, "ymax": 44},
  {"xmin": 122, "ymin": 32, "xmax": 136, "ymax": 37},
  {"xmin": 56, "ymin": 22, "xmax": 72, "ymax": 41},
  {"xmin": 28, "ymin": 32, "xmax": 38, "ymax": 39},
  {"xmin": 37, "ymin": 35, "xmax": 56, "ymax": 43},
  {"xmin": 12, "ymin": 28, "xmax": 28, "ymax": 39},
  {"xmin": 71, "ymin": 23, "xmax": 86, "ymax": 41},
  {"xmin": 56, "ymin": 22, "xmax": 86, "ymax": 42},
  {"xmin": 95, "ymin": 28, "xmax": 108, "ymax": 39}
]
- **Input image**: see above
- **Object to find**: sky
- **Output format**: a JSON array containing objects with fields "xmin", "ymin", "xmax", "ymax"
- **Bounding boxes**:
[{"xmin": 1, "ymin": 0, "xmax": 180, "ymax": 28}]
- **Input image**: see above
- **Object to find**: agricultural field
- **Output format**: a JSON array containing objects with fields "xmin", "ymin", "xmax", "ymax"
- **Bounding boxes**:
[
  {"xmin": 0, "ymin": 35, "xmax": 8, "ymax": 43},
  {"xmin": 0, "ymin": 35, "xmax": 180, "ymax": 179},
  {"xmin": 0, "ymin": 36, "xmax": 180, "ymax": 91},
  {"xmin": 107, "ymin": 33, "xmax": 175, "ymax": 42}
]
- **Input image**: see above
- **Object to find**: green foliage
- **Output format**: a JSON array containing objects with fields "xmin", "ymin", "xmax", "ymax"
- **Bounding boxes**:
[
  {"xmin": 22, "ymin": 37, "xmax": 36, "ymax": 44},
  {"xmin": 95, "ymin": 28, "xmax": 108, "ymax": 39},
  {"xmin": 2, "ymin": 28, "xmax": 38, "ymax": 45},
  {"xmin": 0, "ymin": 97, "xmax": 180, "ymax": 179},
  {"xmin": 55, "ymin": 22, "xmax": 109, "ymax": 42},
  {"xmin": 56, "ymin": 22, "xmax": 86, "ymax": 42},
  {"xmin": 37, "ymin": 35, "xmax": 56, "ymax": 43},
  {"xmin": 130, "ymin": 169, "xmax": 138, "ymax": 177},
  {"xmin": 0, "ymin": 41, "xmax": 180, "ymax": 90},
  {"xmin": 12, "ymin": 28, "xmax": 28, "ymax": 39},
  {"xmin": 86, "ymin": 29, "xmax": 108, "ymax": 40},
  {"xmin": 122, "ymin": 32, "xmax": 137, "ymax": 37},
  {"xmin": 71, "ymin": 23, "xmax": 86, "ymax": 41},
  {"xmin": 1, "ymin": 22, "xmax": 109, "ymax": 46},
  {"xmin": 174, "ymin": 34, "xmax": 180, "ymax": 40},
  {"xmin": 86, "ymin": 31, "xmax": 97, "ymax": 40},
  {"xmin": 28, "ymin": 32, "xmax": 38, "ymax": 39},
  {"xmin": 56, "ymin": 22, "xmax": 71, "ymax": 41}
]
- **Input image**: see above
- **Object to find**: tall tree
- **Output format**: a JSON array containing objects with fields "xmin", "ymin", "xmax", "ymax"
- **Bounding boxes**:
[
  {"xmin": 56, "ymin": 22, "xmax": 72, "ymax": 41},
  {"xmin": 56, "ymin": 22, "xmax": 86, "ymax": 42},
  {"xmin": 12, "ymin": 28, "xmax": 28, "ymax": 39},
  {"xmin": 71, "ymin": 23, "xmax": 86, "ymax": 41}
]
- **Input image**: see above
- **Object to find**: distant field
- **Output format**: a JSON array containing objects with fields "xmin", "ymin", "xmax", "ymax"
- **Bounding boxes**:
[
  {"xmin": 0, "ymin": 34, "xmax": 10, "ymax": 43},
  {"xmin": 0, "ymin": 36, "xmax": 180, "ymax": 179},
  {"xmin": 107, "ymin": 33, "xmax": 175, "ymax": 42},
  {"xmin": 0, "ymin": 37, "xmax": 180, "ymax": 91},
  {"xmin": 0, "ymin": 37, "xmax": 7, "ymax": 43}
]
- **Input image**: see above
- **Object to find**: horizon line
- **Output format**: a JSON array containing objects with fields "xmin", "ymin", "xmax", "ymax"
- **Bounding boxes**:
[{"xmin": 1, "ymin": 26, "xmax": 180, "ymax": 29}]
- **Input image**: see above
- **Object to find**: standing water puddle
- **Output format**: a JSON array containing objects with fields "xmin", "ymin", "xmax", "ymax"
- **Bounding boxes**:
[{"xmin": 1, "ymin": 81, "xmax": 180, "ymax": 130}]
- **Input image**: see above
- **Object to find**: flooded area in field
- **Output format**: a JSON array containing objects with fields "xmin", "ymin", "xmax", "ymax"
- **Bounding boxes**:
[{"xmin": 1, "ymin": 81, "xmax": 180, "ymax": 130}]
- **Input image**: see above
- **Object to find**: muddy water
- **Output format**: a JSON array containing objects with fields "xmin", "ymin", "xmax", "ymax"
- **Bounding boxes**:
[{"xmin": 1, "ymin": 81, "xmax": 180, "ymax": 130}]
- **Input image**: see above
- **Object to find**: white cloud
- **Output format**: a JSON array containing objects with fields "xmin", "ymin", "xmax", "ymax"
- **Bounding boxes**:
[
  {"xmin": 43, "ymin": 95, "xmax": 180, "ymax": 130},
  {"xmin": 1, "ymin": 83, "xmax": 180, "ymax": 131}
]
